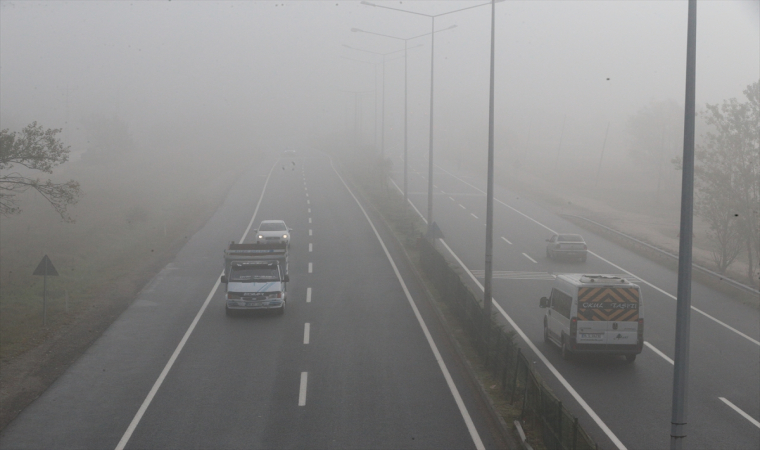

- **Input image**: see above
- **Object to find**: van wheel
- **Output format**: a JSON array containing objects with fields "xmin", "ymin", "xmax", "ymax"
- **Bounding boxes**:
[
  {"xmin": 625, "ymin": 354, "xmax": 636, "ymax": 363},
  {"xmin": 543, "ymin": 321, "xmax": 549, "ymax": 343},
  {"xmin": 225, "ymin": 305, "xmax": 234, "ymax": 317},
  {"xmin": 561, "ymin": 339, "xmax": 572, "ymax": 360},
  {"xmin": 277, "ymin": 304, "xmax": 285, "ymax": 315}
]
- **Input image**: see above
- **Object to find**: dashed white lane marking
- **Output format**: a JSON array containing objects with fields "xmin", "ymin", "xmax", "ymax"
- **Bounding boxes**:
[
  {"xmin": 501, "ymin": 236, "xmax": 512, "ymax": 245},
  {"xmin": 298, "ymin": 372, "xmax": 308, "ymax": 406},
  {"xmin": 308, "ymin": 263, "xmax": 312, "ymax": 273},
  {"xmin": 459, "ymin": 204, "xmax": 466, "ymax": 209},
  {"xmin": 644, "ymin": 341, "xmax": 673, "ymax": 364},
  {"xmin": 306, "ymin": 287, "xmax": 311, "ymax": 303},
  {"xmin": 309, "ymin": 217, "xmax": 312, "ymax": 224},
  {"xmin": 307, "ymin": 199, "xmax": 310, "ymax": 205},
  {"xmin": 470, "ymin": 213, "xmax": 478, "ymax": 219},
  {"xmin": 720, "ymin": 397, "xmax": 760, "ymax": 429},
  {"xmin": 434, "ymin": 184, "xmax": 438, "ymax": 188},
  {"xmin": 306, "ymin": 193, "xmax": 309, "ymax": 197},
  {"xmin": 309, "ymin": 229, "xmax": 312, "ymax": 236},
  {"xmin": 309, "ymin": 243, "xmax": 312, "ymax": 252},
  {"xmin": 522, "ymin": 253, "xmax": 538, "ymax": 264},
  {"xmin": 436, "ymin": 239, "xmax": 626, "ymax": 450},
  {"xmin": 449, "ymin": 197, "xmax": 456, "ymax": 202},
  {"xmin": 308, "ymin": 208, "xmax": 311, "ymax": 213},
  {"xmin": 434, "ymin": 163, "xmax": 759, "ymax": 348},
  {"xmin": 304, "ymin": 323, "xmax": 310, "ymax": 344}
]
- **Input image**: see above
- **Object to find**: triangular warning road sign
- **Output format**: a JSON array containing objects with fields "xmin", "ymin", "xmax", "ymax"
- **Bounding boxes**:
[{"xmin": 33, "ymin": 255, "xmax": 59, "ymax": 276}]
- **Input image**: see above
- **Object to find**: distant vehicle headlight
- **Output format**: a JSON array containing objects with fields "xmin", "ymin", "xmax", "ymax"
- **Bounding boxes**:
[
  {"xmin": 258, "ymin": 234, "xmax": 263, "ymax": 240},
  {"xmin": 283, "ymin": 234, "xmax": 288, "ymax": 239}
]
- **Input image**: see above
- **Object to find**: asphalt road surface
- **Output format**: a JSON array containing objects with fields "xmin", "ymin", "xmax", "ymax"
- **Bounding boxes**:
[
  {"xmin": 390, "ymin": 152, "xmax": 760, "ymax": 450},
  {"xmin": 0, "ymin": 150, "xmax": 508, "ymax": 450}
]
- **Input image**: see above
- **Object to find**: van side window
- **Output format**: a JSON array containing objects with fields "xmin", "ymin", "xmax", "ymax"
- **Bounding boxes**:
[{"xmin": 550, "ymin": 288, "xmax": 572, "ymax": 318}]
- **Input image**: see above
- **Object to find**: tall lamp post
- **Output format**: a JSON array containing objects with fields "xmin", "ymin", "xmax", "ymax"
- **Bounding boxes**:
[
  {"xmin": 341, "ymin": 55, "xmax": 380, "ymax": 150},
  {"xmin": 351, "ymin": 26, "xmax": 455, "ymax": 204},
  {"xmin": 361, "ymin": 0, "xmax": 500, "ymax": 231},
  {"xmin": 343, "ymin": 44, "xmax": 410, "ymax": 158}
]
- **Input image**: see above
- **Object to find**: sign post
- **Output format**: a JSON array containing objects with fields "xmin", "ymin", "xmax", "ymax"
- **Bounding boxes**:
[{"xmin": 33, "ymin": 255, "xmax": 59, "ymax": 327}]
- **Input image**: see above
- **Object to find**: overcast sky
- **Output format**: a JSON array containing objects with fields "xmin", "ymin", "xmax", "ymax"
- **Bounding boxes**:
[{"xmin": 1, "ymin": 1, "xmax": 758, "ymax": 164}]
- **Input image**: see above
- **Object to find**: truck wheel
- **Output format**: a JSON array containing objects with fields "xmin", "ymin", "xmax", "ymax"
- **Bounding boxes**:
[
  {"xmin": 625, "ymin": 354, "xmax": 636, "ymax": 363},
  {"xmin": 561, "ymin": 339, "xmax": 572, "ymax": 360}
]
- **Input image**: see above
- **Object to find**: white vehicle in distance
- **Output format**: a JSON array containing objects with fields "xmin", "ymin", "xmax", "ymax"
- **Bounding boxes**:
[
  {"xmin": 546, "ymin": 233, "xmax": 587, "ymax": 262},
  {"xmin": 255, "ymin": 220, "xmax": 291, "ymax": 247}
]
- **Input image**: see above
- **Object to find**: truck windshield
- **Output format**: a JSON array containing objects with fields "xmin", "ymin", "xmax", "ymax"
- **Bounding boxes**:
[{"xmin": 230, "ymin": 264, "xmax": 279, "ymax": 281}]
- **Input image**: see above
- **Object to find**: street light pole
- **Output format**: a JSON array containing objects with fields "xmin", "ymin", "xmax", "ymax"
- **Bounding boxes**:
[
  {"xmin": 361, "ymin": 0, "xmax": 500, "ymax": 232},
  {"xmin": 341, "ymin": 55, "xmax": 381, "ymax": 150},
  {"xmin": 351, "ymin": 27, "xmax": 452, "ymax": 205},
  {"xmin": 483, "ymin": 0, "xmax": 497, "ymax": 323},
  {"xmin": 344, "ymin": 44, "xmax": 410, "ymax": 157}
]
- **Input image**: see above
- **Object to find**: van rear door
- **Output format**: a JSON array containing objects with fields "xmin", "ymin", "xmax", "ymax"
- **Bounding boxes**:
[{"xmin": 576, "ymin": 286, "xmax": 640, "ymax": 346}]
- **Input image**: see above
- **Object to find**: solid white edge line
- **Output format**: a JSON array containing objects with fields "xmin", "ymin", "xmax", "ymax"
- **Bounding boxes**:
[
  {"xmin": 306, "ymin": 287, "xmax": 312, "ymax": 303},
  {"xmin": 299, "ymin": 372, "xmax": 308, "ymax": 406},
  {"xmin": 333, "ymin": 161, "xmax": 485, "ymax": 450},
  {"xmin": 304, "ymin": 323, "xmax": 310, "ymax": 345},
  {"xmin": 501, "ymin": 237, "xmax": 512, "ymax": 245},
  {"xmin": 308, "ymin": 262, "xmax": 312, "ymax": 273},
  {"xmin": 115, "ymin": 159, "xmax": 280, "ymax": 450},
  {"xmin": 436, "ymin": 239, "xmax": 627, "ymax": 450},
  {"xmin": 390, "ymin": 179, "xmax": 428, "ymax": 225},
  {"xmin": 522, "ymin": 253, "xmax": 538, "ymax": 264},
  {"xmin": 719, "ymin": 397, "xmax": 760, "ymax": 429},
  {"xmin": 644, "ymin": 341, "xmax": 674, "ymax": 365},
  {"xmin": 115, "ymin": 276, "xmax": 221, "ymax": 450},
  {"xmin": 434, "ymin": 164, "xmax": 759, "ymax": 347}
]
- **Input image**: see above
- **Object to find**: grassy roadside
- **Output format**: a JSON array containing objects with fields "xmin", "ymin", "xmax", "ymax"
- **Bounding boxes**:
[{"xmin": 0, "ymin": 153, "xmax": 247, "ymax": 431}]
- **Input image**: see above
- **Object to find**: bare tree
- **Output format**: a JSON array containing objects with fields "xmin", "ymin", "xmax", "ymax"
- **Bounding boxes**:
[
  {"xmin": 693, "ymin": 81, "xmax": 760, "ymax": 282},
  {"xmin": 0, "ymin": 122, "xmax": 81, "ymax": 222}
]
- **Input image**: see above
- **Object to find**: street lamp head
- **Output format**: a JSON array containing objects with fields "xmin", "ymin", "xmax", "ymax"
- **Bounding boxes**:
[
  {"xmin": 360, "ymin": 1, "xmax": 376, "ymax": 6},
  {"xmin": 446, "ymin": 25, "xmax": 457, "ymax": 30},
  {"xmin": 351, "ymin": 28, "xmax": 363, "ymax": 33}
]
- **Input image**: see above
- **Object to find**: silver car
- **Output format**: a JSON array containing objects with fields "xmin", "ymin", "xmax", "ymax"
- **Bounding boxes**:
[
  {"xmin": 546, "ymin": 233, "xmax": 587, "ymax": 262},
  {"xmin": 255, "ymin": 220, "xmax": 291, "ymax": 247}
]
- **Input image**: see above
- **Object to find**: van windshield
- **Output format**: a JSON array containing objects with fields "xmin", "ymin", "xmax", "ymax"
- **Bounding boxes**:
[{"xmin": 230, "ymin": 263, "xmax": 279, "ymax": 281}]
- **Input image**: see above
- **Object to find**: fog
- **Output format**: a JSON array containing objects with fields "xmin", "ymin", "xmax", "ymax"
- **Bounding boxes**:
[{"xmin": 1, "ymin": 0, "xmax": 758, "ymax": 190}]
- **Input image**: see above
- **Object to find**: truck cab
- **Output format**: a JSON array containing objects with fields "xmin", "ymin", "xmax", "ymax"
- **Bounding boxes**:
[{"xmin": 221, "ymin": 242, "xmax": 288, "ymax": 316}]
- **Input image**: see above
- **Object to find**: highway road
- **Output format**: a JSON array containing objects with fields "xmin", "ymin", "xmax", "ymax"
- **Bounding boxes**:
[
  {"xmin": 390, "ymin": 152, "xmax": 760, "ymax": 450},
  {"xmin": 0, "ymin": 150, "xmax": 508, "ymax": 449}
]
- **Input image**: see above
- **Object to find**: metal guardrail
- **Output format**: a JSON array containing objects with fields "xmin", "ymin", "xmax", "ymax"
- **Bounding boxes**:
[
  {"xmin": 419, "ymin": 237, "xmax": 600, "ymax": 450},
  {"xmin": 562, "ymin": 214, "xmax": 760, "ymax": 297}
]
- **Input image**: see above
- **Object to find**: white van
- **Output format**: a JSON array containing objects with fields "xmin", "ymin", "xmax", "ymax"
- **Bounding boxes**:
[{"xmin": 539, "ymin": 274, "xmax": 643, "ymax": 362}]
